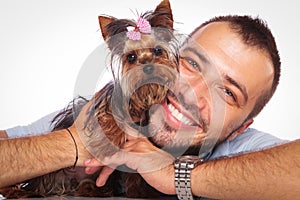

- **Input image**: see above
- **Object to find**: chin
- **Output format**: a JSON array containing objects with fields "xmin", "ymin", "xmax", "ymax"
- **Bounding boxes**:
[
  {"xmin": 147, "ymin": 109, "xmax": 203, "ymax": 156},
  {"xmin": 146, "ymin": 102, "xmax": 231, "ymax": 157}
]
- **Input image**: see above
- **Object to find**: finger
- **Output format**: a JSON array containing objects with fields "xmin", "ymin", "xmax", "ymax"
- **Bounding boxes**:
[
  {"xmin": 195, "ymin": 132, "xmax": 207, "ymax": 139},
  {"xmin": 85, "ymin": 166, "xmax": 101, "ymax": 174},
  {"xmin": 122, "ymin": 138, "xmax": 150, "ymax": 151},
  {"xmin": 84, "ymin": 158, "xmax": 104, "ymax": 167},
  {"xmin": 123, "ymin": 124, "xmax": 144, "ymax": 141},
  {"xmin": 96, "ymin": 166, "xmax": 115, "ymax": 187},
  {"xmin": 122, "ymin": 139, "xmax": 140, "ymax": 149},
  {"xmin": 125, "ymin": 132, "xmax": 146, "ymax": 141},
  {"xmin": 123, "ymin": 138, "xmax": 157, "ymax": 153},
  {"xmin": 193, "ymin": 131, "xmax": 208, "ymax": 143},
  {"xmin": 84, "ymin": 159, "xmax": 104, "ymax": 174}
]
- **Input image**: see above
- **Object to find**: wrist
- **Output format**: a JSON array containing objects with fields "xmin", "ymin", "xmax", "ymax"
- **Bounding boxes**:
[
  {"xmin": 67, "ymin": 126, "xmax": 92, "ymax": 166},
  {"xmin": 168, "ymin": 164, "xmax": 177, "ymax": 195},
  {"xmin": 190, "ymin": 163, "xmax": 208, "ymax": 198},
  {"xmin": 141, "ymin": 164, "xmax": 176, "ymax": 195},
  {"xmin": 190, "ymin": 166, "xmax": 198, "ymax": 196},
  {"xmin": 160, "ymin": 164, "xmax": 176, "ymax": 195},
  {"xmin": 174, "ymin": 155, "xmax": 204, "ymax": 199}
]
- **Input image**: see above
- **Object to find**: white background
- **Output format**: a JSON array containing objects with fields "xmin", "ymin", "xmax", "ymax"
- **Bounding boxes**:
[{"xmin": 0, "ymin": 0, "xmax": 299, "ymax": 140}]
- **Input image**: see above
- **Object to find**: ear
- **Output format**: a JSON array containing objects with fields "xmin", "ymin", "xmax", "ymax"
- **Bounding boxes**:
[
  {"xmin": 98, "ymin": 15, "xmax": 129, "ymax": 54},
  {"xmin": 149, "ymin": 0, "xmax": 173, "ymax": 29},
  {"xmin": 227, "ymin": 119, "xmax": 254, "ymax": 140},
  {"xmin": 98, "ymin": 15, "xmax": 116, "ymax": 41}
]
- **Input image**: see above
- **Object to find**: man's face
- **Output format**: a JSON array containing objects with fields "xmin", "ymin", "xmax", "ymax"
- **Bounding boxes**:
[{"xmin": 148, "ymin": 22, "xmax": 274, "ymax": 153}]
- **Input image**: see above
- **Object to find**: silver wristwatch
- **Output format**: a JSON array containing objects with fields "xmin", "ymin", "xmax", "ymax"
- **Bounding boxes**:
[{"xmin": 174, "ymin": 155, "xmax": 204, "ymax": 200}]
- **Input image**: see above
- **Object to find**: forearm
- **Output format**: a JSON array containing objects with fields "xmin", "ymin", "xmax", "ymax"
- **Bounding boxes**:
[
  {"xmin": 0, "ymin": 130, "xmax": 8, "ymax": 138},
  {"xmin": 192, "ymin": 139, "xmax": 300, "ymax": 199},
  {"xmin": 0, "ymin": 128, "xmax": 90, "ymax": 188}
]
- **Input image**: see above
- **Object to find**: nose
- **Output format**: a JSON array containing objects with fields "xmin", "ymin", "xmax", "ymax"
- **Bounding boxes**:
[{"xmin": 143, "ymin": 64, "xmax": 154, "ymax": 74}]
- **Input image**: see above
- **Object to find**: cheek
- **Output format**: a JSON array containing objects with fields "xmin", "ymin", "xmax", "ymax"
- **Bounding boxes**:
[
  {"xmin": 178, "ymin": 64, "xmax": 196, "ymax": 80},
  {"xmin": 222, "ymin": 109, "xmax": 246, "ymax": 134},
  {"xmin": 206, "ymin": 101, "xmax": 240, "ymax": 139}
]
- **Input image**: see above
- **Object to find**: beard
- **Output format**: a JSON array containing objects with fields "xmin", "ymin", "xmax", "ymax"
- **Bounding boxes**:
[
  {"xmin": 145, "ymin": 103, "xmax": 234, "ymax": 157},
  {"xmin": 146, "ymin": 104, "xmax": 205, "ymax": 156},
  {"xmin": 148, "ymin": 124, "xmax": 202, "ymax": 156}
]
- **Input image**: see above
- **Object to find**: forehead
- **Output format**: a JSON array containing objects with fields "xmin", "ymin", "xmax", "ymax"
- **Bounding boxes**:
[
  {"xmin": 187, "ymin": 22, "xmax": 274, "ymax": 105},
  {"xmin": 124, "ymin": 34, "xmax": 171, "ymax": 53},
  {"xmin": 124, "ymin": 35, "xmax": 156, "ymax": 52}
]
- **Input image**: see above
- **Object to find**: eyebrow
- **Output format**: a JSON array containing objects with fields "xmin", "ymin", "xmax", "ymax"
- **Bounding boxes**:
[
  {"xmin": 224, "ymin": 74, "xmax": 248, "ymax": 103},
  {"xmin": 182, "ymin": 47, "xmax": 210, "ymax": 64}
]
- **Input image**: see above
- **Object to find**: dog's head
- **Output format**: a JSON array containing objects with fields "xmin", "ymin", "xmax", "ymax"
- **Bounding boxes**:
[{"xmin": 98, "ymin": 0, "xmax": 179, "ymax": 123}]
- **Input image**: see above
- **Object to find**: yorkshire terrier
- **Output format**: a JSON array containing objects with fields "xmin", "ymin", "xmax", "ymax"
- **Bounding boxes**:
[{"xmin": 1, "ymin": 0, "xmax": 180, "ymax": 198}]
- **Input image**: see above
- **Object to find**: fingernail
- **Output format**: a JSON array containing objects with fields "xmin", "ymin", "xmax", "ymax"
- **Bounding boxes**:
[{"xmin": 96, "ymin": 178, "xmax": 103, "ymax": 187}]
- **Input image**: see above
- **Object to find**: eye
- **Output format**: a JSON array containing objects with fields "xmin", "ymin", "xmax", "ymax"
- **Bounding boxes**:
[
  {"xmin": 127, "ymin": 53, "xmax": 137, "ymax": 64},
  {"xmin": 222, "ymin": 88, "xmax": 237, "ymax": 102},
  {"xmin": 153, "ymin": 46, "xmax": 164, "ymax": 56},
  {"xmin": 182, "ymin": 56, "xmax": 201, "ymax": 71}
]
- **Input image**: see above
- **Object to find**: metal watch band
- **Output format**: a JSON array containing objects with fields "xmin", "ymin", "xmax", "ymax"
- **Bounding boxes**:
[{"xmin": 174, "ymin": 156, "xmax": 203, "ymax": 200}]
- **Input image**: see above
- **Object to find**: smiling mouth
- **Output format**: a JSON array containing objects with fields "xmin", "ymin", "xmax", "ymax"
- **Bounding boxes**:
[
  {"xmin": 163, "ymin": 96, "xmax": 202, "ymax": 130},
  {"xmin": 167, "ymin": 102, "xmax": 195, "ymax": 126}
]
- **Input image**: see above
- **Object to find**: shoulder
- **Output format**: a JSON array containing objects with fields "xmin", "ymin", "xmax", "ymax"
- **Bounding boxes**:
[
  {"xmin": 230, "ymin": 128, "xmax": 287, "ymax": 150},
  {"xmin": 209, "ymin": 128, "xmax": 288, "ymax": 160},
  {"xmin": 6, "ymin": 110, "xmax": 60, "ymax": 138}
]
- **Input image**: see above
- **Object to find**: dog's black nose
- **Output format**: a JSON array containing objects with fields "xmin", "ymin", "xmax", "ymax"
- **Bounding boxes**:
[{"xmin": 143, "ymin": 64, "xmax": 154, "ymax": 74}]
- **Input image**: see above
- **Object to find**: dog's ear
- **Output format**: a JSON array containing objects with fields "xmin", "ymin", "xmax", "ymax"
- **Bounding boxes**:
[
  {"xmin": 98, "ymin": 15, "xmax": 130, "ymax": 54},
  {"xmin": 149, "ymin": 0, "xmax": 173, "ymax": 30},
  {"xmin": 98, "ymin": 15, "xmax": 116, "ymax": 41}
]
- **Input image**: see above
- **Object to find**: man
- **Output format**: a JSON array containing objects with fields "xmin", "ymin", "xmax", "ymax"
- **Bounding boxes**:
[
  {"xmin": 84, "ymin": 15, "xmax": 289, "ymax": 199},
  {"xmin": 0, "ymin": 15, "xmax": 286, "ymax": 198}
]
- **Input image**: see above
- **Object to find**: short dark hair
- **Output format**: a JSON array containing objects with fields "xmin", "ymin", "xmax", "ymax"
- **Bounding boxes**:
[{"xmin": 190, "ymin": 15, "xmax": 281, "ymax": 120}]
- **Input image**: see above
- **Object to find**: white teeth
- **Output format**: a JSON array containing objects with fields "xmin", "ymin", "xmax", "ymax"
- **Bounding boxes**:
[{"xmin": 167, "ymin": 103, "xmax": 194, "ymax": 126}]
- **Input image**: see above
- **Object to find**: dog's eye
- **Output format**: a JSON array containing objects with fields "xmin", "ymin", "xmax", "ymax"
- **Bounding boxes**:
[
  {"xmin": 153, "ymin": 46, "xmax": 164, "ymax": 56},
  {"xmin": 127, "ymin": 53, "xmax": 137, "ymax": 64}
]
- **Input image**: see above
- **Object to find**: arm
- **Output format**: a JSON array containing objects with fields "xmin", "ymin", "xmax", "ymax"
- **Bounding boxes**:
[
  {"xmin": 191, "ymin": 139, "xmax": 300, "ymax": 199},
  {"xmin": 139, "ymin": 139, "xmax": 300, "ymax": 199},
  {"xmin": 86, "ymin": 139, "xmax": 300, "ymax": 199},
  {"xmin": 0, "ymin": 100, "xmax": 98, "ymax": 188},
  {"xmin": 0, "ymin": 130, "xmax": 8, "ymax": 138},
  {"xmin": 0, "ymin": 126, "xmax": 91, "ymax": 188}
]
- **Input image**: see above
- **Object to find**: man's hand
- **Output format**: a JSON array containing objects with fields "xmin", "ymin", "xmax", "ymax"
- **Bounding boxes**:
[{"xmin": 84, "ymin": 137, "xmax": 176, "ymax": 195}]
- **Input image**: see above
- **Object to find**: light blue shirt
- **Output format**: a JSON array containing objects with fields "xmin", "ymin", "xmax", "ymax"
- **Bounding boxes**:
[
  {"xmin": 6, "ymin": 111, "xmax": 59, "ymax": 138},
  {"xmin": 209, "ymin": 128, "xmax": 286, "ymax": 160}
]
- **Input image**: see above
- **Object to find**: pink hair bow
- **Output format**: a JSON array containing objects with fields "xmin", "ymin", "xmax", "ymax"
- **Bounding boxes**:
[{"xmin": 126, "ymin": 17, "xmax": 151, "ymax": 40}]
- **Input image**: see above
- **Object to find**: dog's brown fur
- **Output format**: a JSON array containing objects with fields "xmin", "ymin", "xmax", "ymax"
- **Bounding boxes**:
[{"xmin": 0, "ymin": 0, "xmax": 179, "ymax": 198}]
